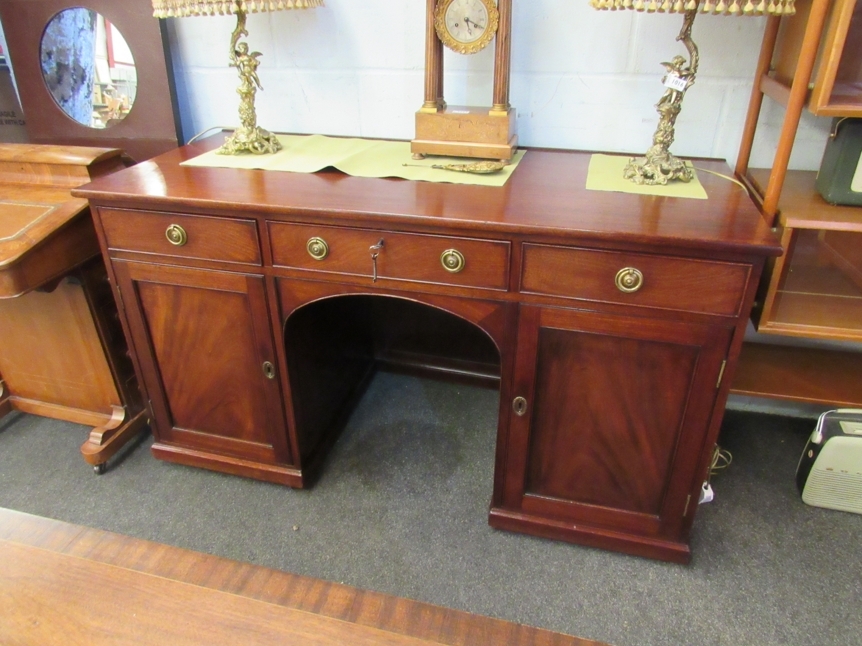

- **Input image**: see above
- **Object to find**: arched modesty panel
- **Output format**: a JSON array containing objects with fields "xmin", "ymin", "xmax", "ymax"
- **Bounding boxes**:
[{"xmin": 278, "ymin": 284, "xmax": 511, "ymax": 360}]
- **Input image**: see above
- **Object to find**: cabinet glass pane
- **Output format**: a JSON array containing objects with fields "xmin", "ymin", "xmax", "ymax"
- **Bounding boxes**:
[
  {"xmin": 769, "ymin": 229, "xmax": 862, "ymax": 336},
  {"xmin": 830, "ymin": 2, "xmax": 862, "ymax": 108}
]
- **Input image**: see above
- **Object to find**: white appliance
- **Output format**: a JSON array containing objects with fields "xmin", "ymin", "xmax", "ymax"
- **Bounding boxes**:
[{"xmin": 796, "ymin": 409, "xmax": 862, "ymax": 515}]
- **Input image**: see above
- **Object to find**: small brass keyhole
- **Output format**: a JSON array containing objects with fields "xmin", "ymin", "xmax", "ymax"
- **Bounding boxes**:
[
  {"xmin": 513, "ymin": 396, "xmax": 528, "ymax": 416},
  {"xmin": 262, "ymin": 361, "xmax": 276, "ymax": 379}
]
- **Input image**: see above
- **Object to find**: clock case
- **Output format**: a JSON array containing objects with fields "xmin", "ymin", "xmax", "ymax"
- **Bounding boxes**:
[{"xmin": 412, "ymin": 0, "xmax": 518, "ymax": 161}]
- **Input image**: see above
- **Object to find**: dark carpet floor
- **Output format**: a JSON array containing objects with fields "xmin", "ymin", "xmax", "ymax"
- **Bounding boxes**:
[{"xmin": 0, "ymin": 371, "xmax": 859, "ymax": 646}]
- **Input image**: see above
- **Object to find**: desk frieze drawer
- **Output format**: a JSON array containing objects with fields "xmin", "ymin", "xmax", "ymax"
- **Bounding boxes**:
[
  {"xmin": 269, "ymin": 222, "xmax": 510, "ymax": 291},
  {"xmin": 98, "ymin": 208, "xmax": 262, "ymax": 265},
  {"xmin": 520, "ymin": 243, "xmax": 749, "ymax": 316}
]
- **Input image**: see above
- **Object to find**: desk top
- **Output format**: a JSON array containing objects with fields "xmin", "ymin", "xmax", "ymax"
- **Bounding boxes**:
[
  {"xmin": 75, "ymin": 139, "xmax": 781, "ymax": 259},
  {"xmin": 0, "ymin": 144, "xmax": 124, "ymax": 296}
]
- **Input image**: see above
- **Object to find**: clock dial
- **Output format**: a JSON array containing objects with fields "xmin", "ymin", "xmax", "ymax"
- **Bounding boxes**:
[
  {"xmin": 435, "ymin": 0, "xmax": 499, "ymax": 55},
  {"xmin": 445, "ymin": 0, "xmax": 488, "ymax": 44}
]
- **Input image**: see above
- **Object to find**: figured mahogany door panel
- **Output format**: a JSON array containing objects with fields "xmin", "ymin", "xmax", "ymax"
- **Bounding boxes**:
[
  {"xmin": 269, "ymin": 222, "xmax": 510, "ymax": 290},
  {"xmin": 113, "ymin": 261, "xmax": 289, "ymax": 464},
  {"xmin": 520, "ymin": 244, "xmax": 750, "ymax": 316},
  {"xmin": 505, "ymin": 305, "xmax": 732, "ymax": 538}
]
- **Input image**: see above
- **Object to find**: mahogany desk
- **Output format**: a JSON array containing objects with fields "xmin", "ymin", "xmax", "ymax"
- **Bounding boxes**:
[
  {"xmin": 74, "ymin": 141, "xmax": 780, "ymax": 563},
  {"xmin": 0, "ymin": 144, "xmax": 146, "ymax": 472}
]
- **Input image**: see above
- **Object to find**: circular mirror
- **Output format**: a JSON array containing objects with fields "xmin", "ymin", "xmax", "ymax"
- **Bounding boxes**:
[{"xmin": 40, "ymin": 7, "xmax": 137, "ymax": 129}]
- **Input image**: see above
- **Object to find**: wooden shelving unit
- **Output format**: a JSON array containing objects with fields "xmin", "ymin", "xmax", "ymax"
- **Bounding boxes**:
[
  {"xmin": 733, "ymin": 343, "xmax": 862, "ymax": 407},
  {"xmin": 730, "ymin": 0, "xmax": 862, "ymax": 407}
]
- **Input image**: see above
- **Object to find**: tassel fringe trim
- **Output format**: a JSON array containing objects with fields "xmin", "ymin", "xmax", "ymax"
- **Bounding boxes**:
[
  {"xmin": 152, "ymin": 1, "xmax": 324, "ymax": 18},
  {"xmin": 588, "ymin": 0, "xmax": 794, "ymax": 14}
]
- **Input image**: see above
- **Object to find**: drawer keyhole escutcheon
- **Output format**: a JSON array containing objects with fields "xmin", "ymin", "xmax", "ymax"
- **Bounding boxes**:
[
  {"xmin": 513, "ymin": 396, "xmax": 528, "ymax": 416},
  {"xmin": 615, "ymin": 267, "xmax": 643, "ymax": 293},
  {"xmin": 306, "ymin": 237, "xmax": 329, "ymax": 260},
  {"xmin": 262, "ymin": 361, "xmax": 276, "ymax": 379},
  {"xmin": 440, "ymin": 249, "xmax": 465, "ymax": 273},
  {"xmin": 165, "ymin": 224, "xmax": 187, "ymax": 246}
]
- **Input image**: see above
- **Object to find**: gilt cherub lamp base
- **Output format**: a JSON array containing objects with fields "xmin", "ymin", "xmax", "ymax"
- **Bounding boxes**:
[
  {"xmin": 219, "ymin": 125, "xmax": 282, "ymax": 155},
  {"xmin": 624, "ymin": 151, "xmax": 694, "ymax": 185},
  {"xmin": 588, "ymin": 0, "xmax": 796, "ymax": 185},
  {"xmin": 624, "ymin": 100, "xmax": 694, "ymax": 185},
  {"xmin": 150, "ymin": 0, "xmax": 325, "ymax": 157}
]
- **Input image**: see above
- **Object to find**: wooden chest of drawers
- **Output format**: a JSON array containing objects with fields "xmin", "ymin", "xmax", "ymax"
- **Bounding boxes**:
[{"xmin": 74, "ymin": 141, "xmax": 780, "ymax": 563}]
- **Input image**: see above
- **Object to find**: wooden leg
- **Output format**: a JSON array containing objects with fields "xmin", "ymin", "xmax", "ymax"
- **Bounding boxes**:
[{"xmin": 80, "ymin": 405, "xmax": 149, "ymax": 470}]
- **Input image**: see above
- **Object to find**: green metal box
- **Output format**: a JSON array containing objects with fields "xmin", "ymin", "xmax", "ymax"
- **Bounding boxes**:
[{"xmin": 817, "ymin": 118, "xmax": 862, "ymax": 207}]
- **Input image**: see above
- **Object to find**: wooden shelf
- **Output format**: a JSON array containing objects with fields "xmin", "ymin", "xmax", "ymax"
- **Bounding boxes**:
[
  {"xmin": 748, "ymin": 170, "xmax": 862, "ymax": 342},
  {"xmin": 748, "ymin": 169, "xmax": 862, "ymax": 231},
  {"xmin": 731, "ymin": 342, "xmax": 862, "ymax": 407}
]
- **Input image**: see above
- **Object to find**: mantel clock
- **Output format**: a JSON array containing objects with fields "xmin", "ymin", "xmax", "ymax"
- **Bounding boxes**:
[{"xmin": 412, "ymin": 0, "xmax": 517, "ymax": 161}]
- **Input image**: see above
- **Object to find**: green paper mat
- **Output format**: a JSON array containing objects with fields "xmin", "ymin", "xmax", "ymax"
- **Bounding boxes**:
[
  {"xmin": 586, "ymin": 153, "xmax": 707, "ymax": 199},
  {"xmin": 182, "ymin": 134, "xmax": 525, "ymax": 187}
]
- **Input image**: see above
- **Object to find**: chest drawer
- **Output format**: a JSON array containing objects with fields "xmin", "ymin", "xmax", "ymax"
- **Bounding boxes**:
[
  {"xmin": 269, "ymin": 222, "xmax": 510, "ymax": 291},
  {"xmin": 520, "ymin": 243, "xmax": 749, "ymax": 316},
  {"xmin": 98, "ymin": 208, "xmax": 262, "ymax": 265}
]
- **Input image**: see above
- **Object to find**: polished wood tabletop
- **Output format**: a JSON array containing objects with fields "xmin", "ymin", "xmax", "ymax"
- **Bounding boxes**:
[
  {"xmin": 74, "ymin": 138, "xmax": 781, "ymax": 259},
  {"xmin": 0, "ymin": 508, "xmax": 605, "ymax": 646}
]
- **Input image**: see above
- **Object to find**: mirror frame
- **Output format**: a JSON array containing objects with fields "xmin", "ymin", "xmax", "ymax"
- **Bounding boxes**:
[{"xmin": 0, "ymin": 0, "xmax": 182, "ymax": 162}]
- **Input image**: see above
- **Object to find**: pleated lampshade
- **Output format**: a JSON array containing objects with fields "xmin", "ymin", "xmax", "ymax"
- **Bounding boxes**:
[
  {"xmin": 589, "ymin": 0, "xmax": 794, "ymax": 14},
  {"xmin": 152, "ymin": 0, "xmax": 324, "ymax": 19}
]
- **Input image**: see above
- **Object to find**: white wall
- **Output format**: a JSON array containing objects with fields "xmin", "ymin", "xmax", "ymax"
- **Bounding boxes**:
[{"xmin": 163, "ymin": 1, "xmax": 832, "ymax": 171}]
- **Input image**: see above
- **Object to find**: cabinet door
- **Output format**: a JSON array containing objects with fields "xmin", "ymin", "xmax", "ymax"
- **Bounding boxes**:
[
  {"xmin": 503, "ymin": 305, "xmax": 732, "ymax": 544},
  {"xmin": 114, "ymin": 261, "xmax": 290, "ymax": 465}
]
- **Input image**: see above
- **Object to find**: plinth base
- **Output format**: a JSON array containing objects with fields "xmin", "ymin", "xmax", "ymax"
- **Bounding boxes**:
[{"xmin": 412, "ymin": 106, "xmax": 517, "ymax": 161}]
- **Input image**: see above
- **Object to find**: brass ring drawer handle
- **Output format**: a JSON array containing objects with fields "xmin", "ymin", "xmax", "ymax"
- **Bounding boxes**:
[
  {"xmin": 440, "ymin": 249, "xmax": 465, "ymax": 273},
  {"xmin": 307, "ymin": 237, "xmax": 329, "ymax": 260},
  {"xmin": 615, "ymin": 267, "xmax": 643, "ymax": 293},
  {"xmin": 165, "ymin": 224, "xmax": 187, "ymax": 246}
]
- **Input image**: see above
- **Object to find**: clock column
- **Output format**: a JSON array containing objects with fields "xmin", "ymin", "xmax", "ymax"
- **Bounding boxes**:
[
  {"xmin": 421, "ymin": 0, "xmax": 444, "ymax": 113},
  {"xmin": 491, "ymin": 0, "xmax": 512, "ymax": 115}
]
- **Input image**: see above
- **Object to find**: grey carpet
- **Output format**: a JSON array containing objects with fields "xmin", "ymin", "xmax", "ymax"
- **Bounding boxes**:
[{"xmin": 0, "ymin": 371, "xmax": 859, "ymax": 646}]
